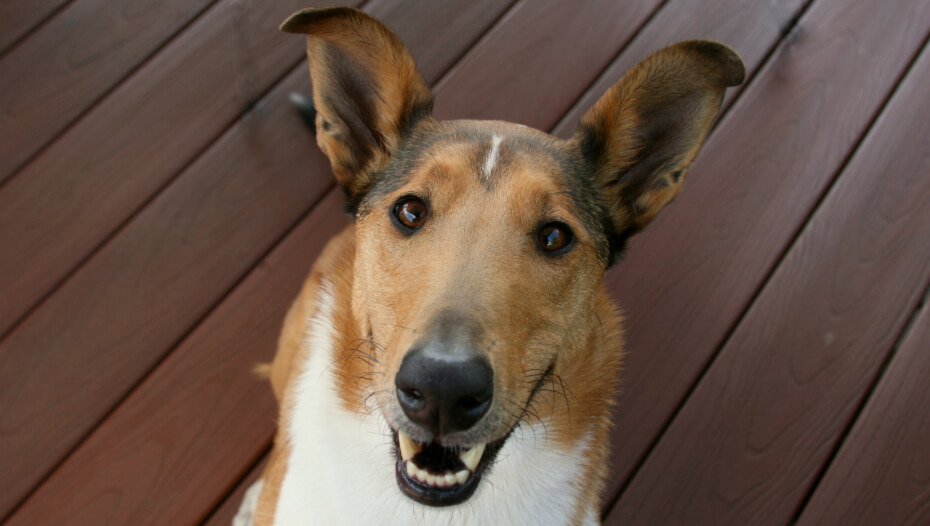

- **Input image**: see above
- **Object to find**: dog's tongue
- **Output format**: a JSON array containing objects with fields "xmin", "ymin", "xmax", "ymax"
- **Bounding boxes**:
[{"xmin": 398, "ymin": 431, "xmax": 486, "ymax": 488}]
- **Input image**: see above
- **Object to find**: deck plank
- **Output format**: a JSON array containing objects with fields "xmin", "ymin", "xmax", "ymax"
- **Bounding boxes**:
[
  {"xmin": 580, "ymin": 0, "xmax": 930, "ymax": 509},
  {"xmin": 0, "ymin": 0, "xmax": 218, "ymax": 184},
  {"xmin": 607, "ymin": 32, "xmax": 930, "ymax": 526},
  {"xmin": 0, "ymin": 0, "xmax": 360, "ymax": 338},
  {"xmin": 791, "ymin": 50, "xmax": 930, "ymax": 526},
  {"xmin": 203, "ymin": 455, "xmax": 269, "ymax": 526},
  {"xmin": 0, "ymin": 0, "xmax": 512, "ymax": 519},
  {"xmin": 432, "ymin": 0, "xmax": 664, "ymax": 127},
  {"xmin": 797, "ymin": 302, "xmax": 930, "ymax": 525},
  {"xmin": 4, "ymin": 191, "xmax": 345, "ymax": 526},
  {"xmin": 550, "ymin": 0, "xmax": 808, "ymax": 139},
  {"xmin": 0, "ymin": 0, "xmax": 71, "ymax": 54}
]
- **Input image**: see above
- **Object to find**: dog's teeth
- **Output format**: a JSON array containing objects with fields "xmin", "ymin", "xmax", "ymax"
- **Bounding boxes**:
[
  {"xmin": 398, "ymin": 431, "xmax": 422, "ymax": 461},
  {"xmin": 444, "ymin": 473, "xmax": 456, "ymax": 486},
  {"xmin": 459, "ymin": 442, "xmax": 486, "ymax": 472},
  {"xmin": 455, "ymin": 469, "xmax": 469, "ymax": 485}
]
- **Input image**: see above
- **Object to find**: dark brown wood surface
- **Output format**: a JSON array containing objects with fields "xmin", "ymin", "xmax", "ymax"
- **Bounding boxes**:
[
  {"xmin": 791, "ymin": 47, "xmax": 930, "ymax": 526},
  {"xmin": 796, "ymin": 298, "xmax": 930, "ymax": 526},
  {"xmin": 607, "ymin": 28, "xmax": 930, "ymax": 524},
  {"xmin": 203, "ymin": 456, "xmax": 269, "ymax": 526},
  {"xmin": 432, "ymin": 0, "xmax": 663, "ymax": 126},
  {"xmin": 0, "ymin": 0, "xmax": 512, "ymax": 519},
  {"xmin": 551, "ymin": 0, "xmax": 809, "ymax": 138},
  {"xmin": 0, "ymin": 0, "xmax": 357, "ymax": 338},
  {"xmin": 593, "ymin": 0, "xmax": 930, "ymax": 507},
  {"xmin": 5, "ymin": 190, "xmax": 345, "ymax": 525},
  {"xmin": 0, "ymin": 0, "xmax": 71, "ymax": 54},
  {"xmin": 0, "ymin": 0, "xmax": 218, "ymax": 184},
  {"xmin": 1, "ymin": 0, "xmax": 927, "ymax": 524}
]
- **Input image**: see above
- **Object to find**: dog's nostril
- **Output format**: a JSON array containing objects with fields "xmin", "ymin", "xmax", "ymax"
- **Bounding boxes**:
[
  {"xmin": 398, "ymin": 388, "xmax": 426, "ymax": 410},
  {"xmin": 456, "ymin": 396, "xmax": 482, "ymax": 411}
]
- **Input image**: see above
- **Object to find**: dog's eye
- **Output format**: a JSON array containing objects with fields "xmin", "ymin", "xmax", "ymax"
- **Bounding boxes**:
[
  {"xmin": 394, "ymin": 197, "xmax": 428, "ymax": 231},
  {"xmin": 536, "ymin": 222, "xmax": 574, "ymax": 253}
]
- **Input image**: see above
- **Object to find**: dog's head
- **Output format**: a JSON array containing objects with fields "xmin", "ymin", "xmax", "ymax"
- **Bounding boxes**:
[{"xmin": 282, "ymin": 7, "xmax": 743, "ymax": 507}]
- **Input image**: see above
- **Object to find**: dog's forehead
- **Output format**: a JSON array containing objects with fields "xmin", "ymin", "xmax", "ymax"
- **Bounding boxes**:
[{"xmin": 372, "ymin": 120, "xmax": 577, "ymax": 198}]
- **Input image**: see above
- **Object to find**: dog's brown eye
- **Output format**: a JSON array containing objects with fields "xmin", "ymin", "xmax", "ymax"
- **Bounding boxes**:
[
  {"xmin": 394, "ymin": 197, "xmax": 428, "ymax": 230},
  {"xmin": 537, "ymin": 223, "xmax": 573, "ymax": 253}
]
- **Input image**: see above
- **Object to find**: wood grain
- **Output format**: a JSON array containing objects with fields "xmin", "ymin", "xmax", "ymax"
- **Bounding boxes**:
[
  {"xmin": 0, "ymin": 0, "xmax": 218, "ymax": 184},
  {"xmin": 0, "ymin": 0, "xmax": 512, "ymax": 518},
  {"xmin": 6, "ymin": 191, "xmax": 346, "ymax": 526},
  {"xmin": 550, "ymin": 0, "xmax": 807, "ymax": 139},
  {"xmin": 796, "ymin": 301, "xmax": 930, "ymax": 526},
  {"xmin": 791, "ymin": 52, "xmax": 930, "ymax": 526},
  {"xmin": 607, "ymin": 32, "xmax": 930, "ymax": 526},
  {"xmin": 0, "ymin": 0, "xmax": 359, "ymax": 338},
  {"xmin": 591, "ymin": 0, "xmax": 930, "ymax": 509},
  {"xmin": 0, "ymin": 0, "xmax": 71, "ymax": 54},
  {"xmin": 203, "ymin": 455, "xmax": 269, "ymax": 526},
  {"xmin": 432, "ymin": 0, "xmax": 664, "ymax": 128}
]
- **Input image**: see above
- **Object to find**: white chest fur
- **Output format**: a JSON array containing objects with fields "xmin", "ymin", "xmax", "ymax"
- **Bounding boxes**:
[{"xmin": 272, "ymin": 282, "xmax": 596, "ymax": 526}]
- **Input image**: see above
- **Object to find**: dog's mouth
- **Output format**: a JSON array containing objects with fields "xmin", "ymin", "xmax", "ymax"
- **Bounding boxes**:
[
  {"xmin": 390, "ymin": 364, "xmax": 553, "ymax": 506},
  {"xmin": 393, "ymin": 429, "xmax": 510, "ymax": 506}
]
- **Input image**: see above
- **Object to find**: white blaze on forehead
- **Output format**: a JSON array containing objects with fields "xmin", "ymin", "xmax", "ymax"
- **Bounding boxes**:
[{"xmin": 482, "ymin": 134, "xmax": 503, "ymax": 180}]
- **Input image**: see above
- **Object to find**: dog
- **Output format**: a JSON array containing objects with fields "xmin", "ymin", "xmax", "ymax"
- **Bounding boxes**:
[{"xmin": 233, "ymin": 7, "xmax": 743, "ymax": 525}]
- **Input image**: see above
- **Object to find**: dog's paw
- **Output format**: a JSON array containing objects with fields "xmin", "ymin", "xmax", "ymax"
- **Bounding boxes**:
[{"xmin": 232, "ymin": 479, "xmax": 265, "ymax": 526}]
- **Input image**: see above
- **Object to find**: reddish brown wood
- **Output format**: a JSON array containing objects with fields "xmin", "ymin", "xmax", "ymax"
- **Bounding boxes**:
[
  {"xmin": 797, "ymin": 301, "xmax": 930, "ymax": 526},
  {"xmin": 203, "ymin": 455, "xmax": 269, "ymax": 526},
  {"xmin": 432, "ymin": 0, "xmax": 664, "ymax": 128},
  {"xmin": 4, "ymin": 0, "xmax": 928, "ymax": 523},
  {"xmin": 0, "ymin": 0, "xmax": 71, "ymax": 54},
  {"xmin": 0, "ymin": 0, "xmax": 512, "ymax": 518},
  {"xmin": 0, "ymin": 0, "xmax": 361, "ymax": 338},
  {"xmin": 791, "ymin": 54, "xmax": 930, "ymax": 526},
  {"xmin": 607, "ymin": 35, "xmax": 930, "ymax": 526},
  {"xmin": 6, "ymin": 191, "xmax": 345, "ymax": 526},
  {"xmin": 589, "ymin": 0, "xmax": 930, "ymax": 510},
  {"xmin": 550, "ymin": 0, "xmax": 807, "ymax": 139},
  {"xmin": 0, "ymin": 0, "xmax": 218, "ymax": 184}
]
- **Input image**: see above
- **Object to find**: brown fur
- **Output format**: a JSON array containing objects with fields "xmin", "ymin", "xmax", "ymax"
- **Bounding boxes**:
[{"xmin": 252, "ymin": 7, "xmax": 744, "ymax": 525}]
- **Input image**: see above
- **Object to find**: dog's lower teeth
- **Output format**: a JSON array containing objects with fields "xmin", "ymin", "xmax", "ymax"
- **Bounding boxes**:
[{"xmin": 405, "ymin": 461, "xmax": 470, "ymax": 487}]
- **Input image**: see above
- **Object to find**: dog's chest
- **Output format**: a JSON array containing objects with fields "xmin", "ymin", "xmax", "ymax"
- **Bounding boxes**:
[{"xmin": 272, "ymin": 282, "xmax": 595, "ymax": 526}]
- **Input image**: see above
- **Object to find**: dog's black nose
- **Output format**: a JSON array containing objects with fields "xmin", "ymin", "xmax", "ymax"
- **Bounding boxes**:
[{"xmin": 395, "ymin": 350, "xmax": 493, "ymax": 436}]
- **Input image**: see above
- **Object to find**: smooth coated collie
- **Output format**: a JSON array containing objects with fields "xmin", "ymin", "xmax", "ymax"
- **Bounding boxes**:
[{"xmin": 235, "ymin": 7, "xmax": 743, "ymax": 525}]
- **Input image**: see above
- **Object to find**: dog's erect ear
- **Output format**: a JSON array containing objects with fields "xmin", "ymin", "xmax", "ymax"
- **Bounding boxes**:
[
  {"xmin": 574, "ymin": 40, "xmax": 744, "ymax": 257},
  {"xmin": 281, "ymin": 7, "xmax": 433, "ymax": 207}
]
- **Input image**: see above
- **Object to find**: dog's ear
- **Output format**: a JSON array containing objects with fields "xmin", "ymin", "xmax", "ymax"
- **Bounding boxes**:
[
  {"xmin": 574, "ymin": 40, "xmax": 744, "ymax": 259},
  {"xmin": 281, "ymin": 7, "xmax": 433, "ymax": 208}
]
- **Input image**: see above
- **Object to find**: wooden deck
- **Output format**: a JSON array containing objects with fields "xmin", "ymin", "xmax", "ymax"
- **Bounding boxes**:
[{"xmin": 1, "ymin": 0, "xmax": 929, "ymax": 524}]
